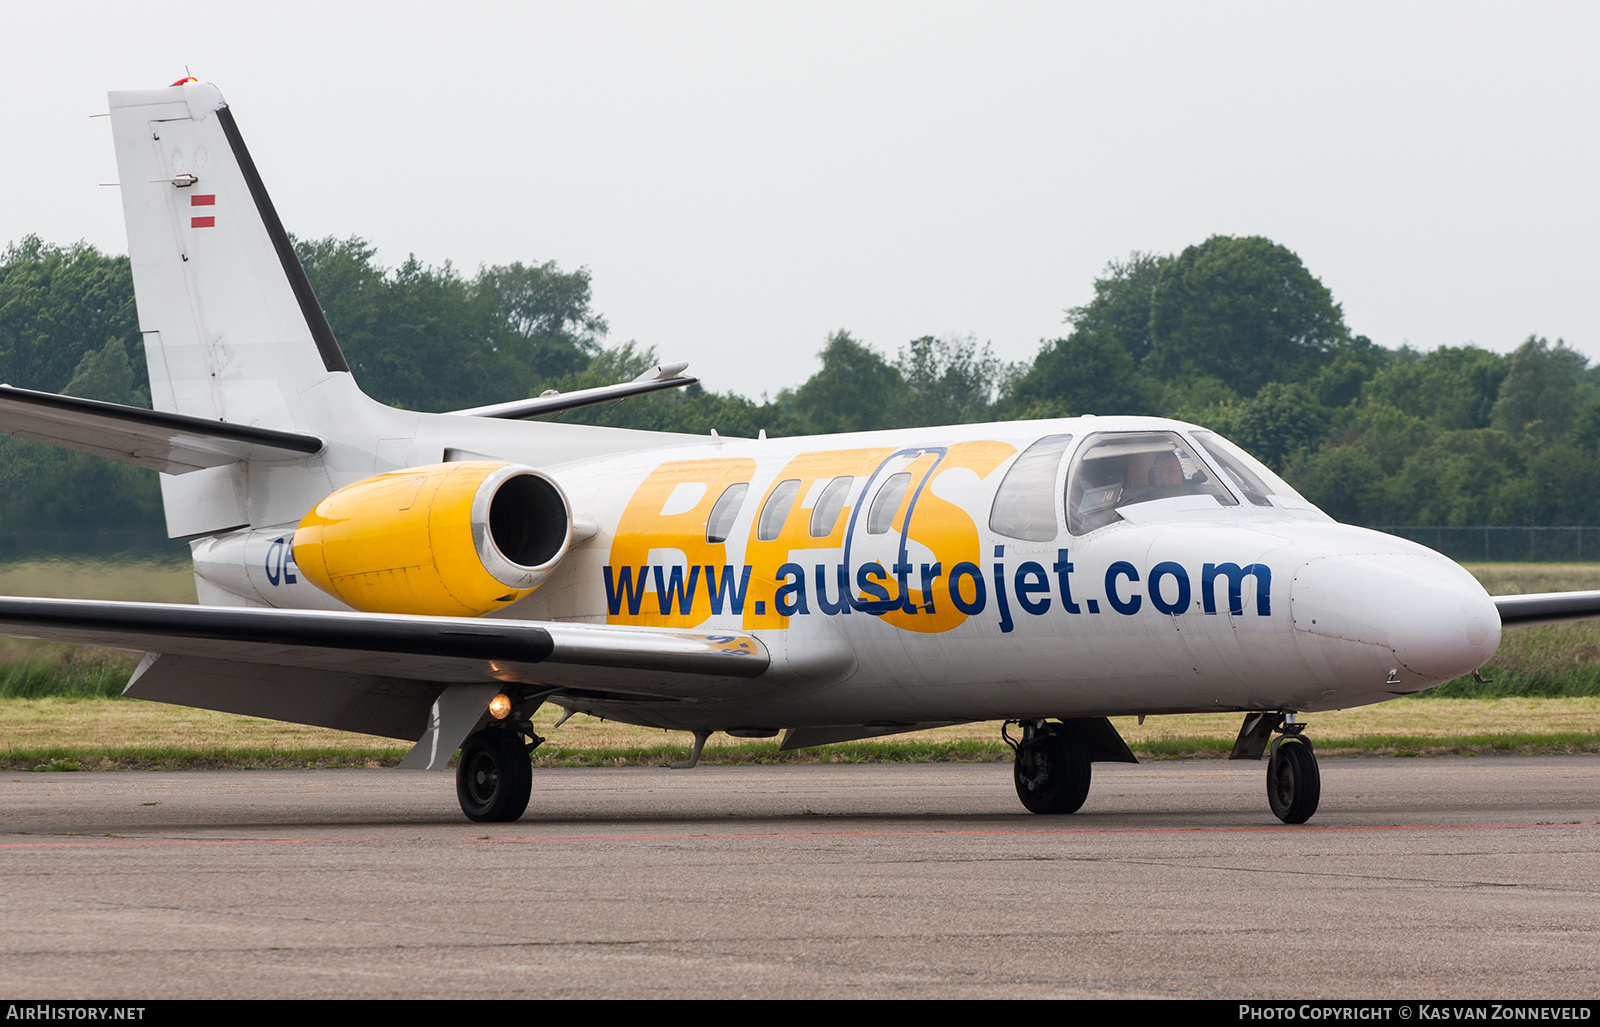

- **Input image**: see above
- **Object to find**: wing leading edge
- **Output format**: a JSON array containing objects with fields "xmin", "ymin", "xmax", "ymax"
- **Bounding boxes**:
[
  {"xmin": 1493, "ymin": 590, "xmax": 1600, "ymax": 628},
  {"xmin": 0, "ymin": 597, "xmax": 768, "ymax": 739}
]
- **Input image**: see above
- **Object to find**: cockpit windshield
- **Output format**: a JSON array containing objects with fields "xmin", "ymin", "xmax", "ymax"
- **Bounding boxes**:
[
  {"xmin": 1188, "ymin": 430, "xmax": 1307, "ymax": 507},
  {"xmin": 1066, "ymin": 431, "xmax": 1237, "ymax": 535}
]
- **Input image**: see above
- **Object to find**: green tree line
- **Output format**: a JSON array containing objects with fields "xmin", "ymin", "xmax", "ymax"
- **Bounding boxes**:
[{"xmin": 3, "ymin": 231, "xmax": 1598, "ymax": 538}]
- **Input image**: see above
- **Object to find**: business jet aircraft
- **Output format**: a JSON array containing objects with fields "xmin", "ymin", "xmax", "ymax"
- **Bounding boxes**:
[{"xmin": 0, "ymin": 80, "xmax": 1592, "ymax": 826}]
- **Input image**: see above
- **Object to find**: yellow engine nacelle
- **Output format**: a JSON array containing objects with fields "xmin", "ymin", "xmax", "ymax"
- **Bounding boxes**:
[{"xmin": 293, "ymin": 461, "xmax": 572, "ymax": 616}]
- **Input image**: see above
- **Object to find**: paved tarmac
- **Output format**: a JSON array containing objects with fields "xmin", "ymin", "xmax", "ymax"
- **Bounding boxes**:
[{"xmin": 2, "ymin": 756, "xmax": 1598, "ymax": 999}]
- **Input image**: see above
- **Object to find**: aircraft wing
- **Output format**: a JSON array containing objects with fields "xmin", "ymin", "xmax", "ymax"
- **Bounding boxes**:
[
  {"xmin": 0, "ymin": 385, "xmax": 324, "ymax": 473},
  {"xmin": 1494, "ymin": 590, "xmax": 1600, "ymax": 628},
  {"xmin": 0, "ymin": 597, "xmax": 767, "ymax": 740}
]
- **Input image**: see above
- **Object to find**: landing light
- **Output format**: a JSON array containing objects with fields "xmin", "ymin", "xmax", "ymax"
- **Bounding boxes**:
[{"xmin": 488, "ymin": 694, "xmax": 512, "ymax": 720}]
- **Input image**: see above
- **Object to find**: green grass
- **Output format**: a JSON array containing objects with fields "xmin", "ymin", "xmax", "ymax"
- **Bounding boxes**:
[
  {"xmin": 0, "ymin": 651, "xmax": 135, "ymax": 699},
  {"xmin": 1425, "ymin": 620, "xmax": 1600, "ymax": 699},
  {"xmin": 6, "ymin": 559, "xmax": 1600, "ymax": 772},
  {"xmin": 6, "ymin": 559, "xmax": 1600, "ymax": 701},
  {"xmin": 1427, "ymin": 562, "xmax": 1600, "ymax": 697},
  {"xmin": 530, "ymin": 738, "xmax": 1014, "ymax": 767},
  {"xmin": 0, "ymin": 746, "xmax": 405, "ymax": 772},
  {"xmin": 0, "ymin": 557, "xmax": 194, "ymax": 604},
  {"xmin": 7, "ymin": 732, "xmax": 1598, "ymax": 772},
  {"xmin": 530, "ymin": 733, "xmax": 1600, "ymax": 764},
  {"xmin": 0, "ymin": 556, "xmax": 187, "ymax": 699}
]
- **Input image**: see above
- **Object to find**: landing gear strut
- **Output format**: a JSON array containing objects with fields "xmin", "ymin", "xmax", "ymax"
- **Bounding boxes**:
[
  {"xmin": 1231, "ymin": 711, "xmax": 1320, "ymax": 824},
  {"xmin": 1006, "ymin": 720, "xmax": 1091, "ymax": 814},
  {"xmin": 456, "ymin": 726, "xmax": 534, "ymax": 822}
]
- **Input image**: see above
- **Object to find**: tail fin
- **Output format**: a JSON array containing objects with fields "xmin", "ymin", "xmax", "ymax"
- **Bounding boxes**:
[
  {"xmin": 109, "ymin": 80, "xmax": 350, "ymax": 420},
  {"xmin": 108, "ymin": 81, "xmax": 367, "ymax": 535}
]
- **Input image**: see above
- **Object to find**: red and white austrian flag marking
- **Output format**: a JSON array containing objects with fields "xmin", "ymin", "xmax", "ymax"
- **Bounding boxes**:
[{"xmin": 190, "ymin": 194, "xmax": 215, "ymax": 228}]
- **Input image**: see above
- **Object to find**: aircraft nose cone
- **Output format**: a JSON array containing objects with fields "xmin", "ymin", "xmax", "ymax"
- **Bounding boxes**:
[{"xmin": 1291, "ymin": 553, "xmax": 1500, "ymax": 685}]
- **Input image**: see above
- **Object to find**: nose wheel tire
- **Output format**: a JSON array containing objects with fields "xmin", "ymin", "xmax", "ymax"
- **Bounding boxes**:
[
  {"xmin": 456, "ymin": 728, "xmax": 533, "ymax": 822},
  {"xmin": 1266, "ymin": 737, "xmax": 1320, "ymax": 824},
  {"xmin": 1013, "ymin": 731, "xmax": 1092, "ymax": 814}
]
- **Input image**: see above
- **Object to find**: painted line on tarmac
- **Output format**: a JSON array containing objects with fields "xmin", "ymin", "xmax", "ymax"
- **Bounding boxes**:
[
  {"xmin": 0, "ymin": 837, "xmax": 372, "ymax": 850},
  {"xmin": 479, "ymin": 821, "xmax": 1600, "ymax": 844},
  {"xmin": 3, "ymin": 821, "xmax": 1594, "ymax": 851}
]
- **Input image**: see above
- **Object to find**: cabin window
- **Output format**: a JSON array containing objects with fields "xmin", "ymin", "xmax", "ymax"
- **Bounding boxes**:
[
  {"xmin": 989, "ymin": 434, "xmax": 1072, "ymax": 541},
  {"xmin": 866, "ymin": 473, "xmax": 912, "ymax": 534},
  {"xmin": 757, "ymin": 479, "xmax": 802, "ymax": 541},
  {"xmin": 1066, "ymin": 431, "xmax": 1237, "ymax": 535},
  {"xmin": 705, "ymin": 482, "xmax": 749, "ymax": 543},
  {"xmin": 810, "ymin": 476, "xmax": 854, "ymax": 538}
]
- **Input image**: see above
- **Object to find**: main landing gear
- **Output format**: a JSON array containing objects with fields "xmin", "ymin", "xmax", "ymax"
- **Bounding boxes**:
[
  {"xmin": 1232, "ymin": 711, "xmax": 1321, "ymax": 824},
  {"xmin": 456, "ymin": 722, "xmax": 540, "ymax": 823},
  {"xmin": 1009, "ymin": 721, "xmax": 1092, "ymax": 814},
  {"xmin": 1004, "ymin": 718, "xmax": 1139, "ymax": 815}
]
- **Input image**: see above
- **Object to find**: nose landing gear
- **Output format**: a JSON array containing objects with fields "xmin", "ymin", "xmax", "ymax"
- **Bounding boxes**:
[
  {"xmin": 1232, "ymin": 711, "xmax": 1321, "ymax": 824},
  {"xmin": 1266, "ymin": 734, "xmax": 1320, "ymax": 824}
]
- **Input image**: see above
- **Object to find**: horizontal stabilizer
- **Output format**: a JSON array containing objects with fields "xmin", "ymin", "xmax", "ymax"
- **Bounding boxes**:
[
  {"xmin": 0, "ymin": 385, "xmax": 324, "ymax": 473},
  {"xmin": 449, "ymin": 374, "xmax": 698, "ymax": 420},
  {"xmin": 1494, "ymin": 590, "xmax": 1600, "ymax": 627}
]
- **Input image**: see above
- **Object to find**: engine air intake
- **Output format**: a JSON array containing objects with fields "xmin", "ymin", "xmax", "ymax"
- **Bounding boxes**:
[
  {"xmin": 294, "ymin": 461, "xmax": 572, "ymax": 616},
  {"xmin": 489, "ymin": 473, "xmax": 567, "ymax": 569}
]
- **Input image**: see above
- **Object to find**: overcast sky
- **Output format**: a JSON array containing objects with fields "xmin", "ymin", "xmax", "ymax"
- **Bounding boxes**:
[{"xmin": 3, "ymin": 2, "xmax": 1597, "ymax": 399}]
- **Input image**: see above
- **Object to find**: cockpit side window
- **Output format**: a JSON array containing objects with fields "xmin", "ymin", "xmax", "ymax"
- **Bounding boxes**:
[
  {"xmin": 1066, "ymin": 431, "xmax": 1237, "ymax": 535},
  {"xmin": 1189, "ymin": 430, "xmax": 1306, "ymax": 507},
  {"xmin": 989, "ymin": 434, "xmax": 1072, "ymax": 541}
]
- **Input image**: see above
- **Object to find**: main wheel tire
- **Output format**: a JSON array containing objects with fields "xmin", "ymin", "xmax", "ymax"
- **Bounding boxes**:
[
  {"xmin": 1266, "ymin": 737, "xmax": 1321, "ymax": 825},
  {"xmin": 456, "ymin": 728, "xmax": 532, "ymax": 823},
  {"xmin": 1013, "ymin": 731, "xmax": 1091, "ymax": 814}
]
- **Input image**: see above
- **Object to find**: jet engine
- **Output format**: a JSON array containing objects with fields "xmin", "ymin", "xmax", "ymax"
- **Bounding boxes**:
[{"xmin": 293, "ymin": 461, "xmax": 572, "ymax": 616}]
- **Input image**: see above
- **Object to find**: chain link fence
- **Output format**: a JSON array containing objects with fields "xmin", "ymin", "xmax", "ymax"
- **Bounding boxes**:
[{"xmin": 1377, "ymin": 526, "xmax": 1600, "ymax": 563}]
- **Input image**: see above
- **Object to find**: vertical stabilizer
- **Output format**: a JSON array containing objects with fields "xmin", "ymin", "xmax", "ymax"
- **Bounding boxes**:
[{"xmin": 108, "ymin": 81, "xmax": 362, "ymax": 535}]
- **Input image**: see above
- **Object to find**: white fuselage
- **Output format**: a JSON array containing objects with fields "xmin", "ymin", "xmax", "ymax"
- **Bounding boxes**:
[{"xmin": 193, "ymin": 405, "xmax": 1502, "ymax": 734}]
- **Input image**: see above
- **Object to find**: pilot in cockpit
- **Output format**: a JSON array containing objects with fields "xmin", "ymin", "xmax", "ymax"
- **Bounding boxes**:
[
  {"xmin": 1067, "ymin": 431, "xmax": 1238, "ymax": 534},
  {"xmin": 1145, "ymin": 450, "xmax": 1184, "ymax": 495},
  {"xmin": 1121, "ymin": 450, "xmax": 1199, "ymax": 505}
]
